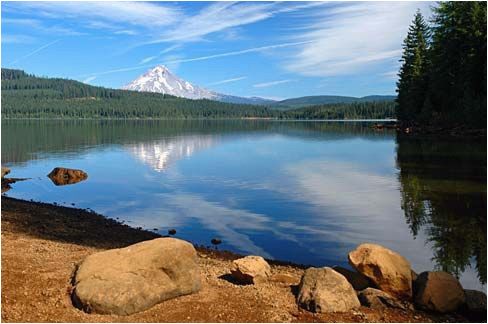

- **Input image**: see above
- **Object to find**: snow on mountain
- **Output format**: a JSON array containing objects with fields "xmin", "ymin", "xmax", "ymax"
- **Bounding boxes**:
[
  {"xmin": 123, "ymin": 65, "xmax": 218, "ymax": 100},
  {"xmin": 123, "ymin": 65, "xmax": 275, "ymax": 105}
]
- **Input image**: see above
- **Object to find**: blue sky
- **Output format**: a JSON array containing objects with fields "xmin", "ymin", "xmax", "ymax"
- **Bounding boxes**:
[{"xmin": 1, "ymin": 1, "xmax": 433, "ymax": 99}]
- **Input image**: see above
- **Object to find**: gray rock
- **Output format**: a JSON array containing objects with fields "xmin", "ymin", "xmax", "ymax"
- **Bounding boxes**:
[
  {"xmin": 414, "ymin": 271, "xmax": 465, "ymax": 313},
  {"xmin": 72, "ymin": 238, "xmax": 201, "ymax": 315},
  {"xmin": 358, "ymin": 288, "xmax": 406, "ymax": 310},
  {"xmin": 297, "ymin": 267, "xmax": 360, "ymax": 313},
  {"xmin": 333, "ymin": 266, "xmax": 371, "ymax": 291},
  {"xmin": 348, "ymin": 243, "xmax": 412, "ymax": 299},
  {"xmin": 230, "ymin": 255, "xmax": 271, "ymax": 284}
]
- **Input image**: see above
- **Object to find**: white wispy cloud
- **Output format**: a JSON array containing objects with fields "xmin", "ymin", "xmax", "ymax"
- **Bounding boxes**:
[
  {"xmin": 2, "ymin": 17, "xmax": 85, "ymax": 36},
  {"xmin": 284, "ymin": 2, "xmax": 433, "ymax": 77},
  {"xmin": 4, "ymin": 2, "xmax": 182, "ymax": 30},
  {"xmin": 76, "ymin": 41, "xmax": 311, "ymax": 78},
  {"xmin": 139, "ymin": 56, "xmax": 157, "ymax": 65},
  {"xmin": 160, "ymin": 44, "xmax": 181, "ymax": 54},
  {"xmin": 253, "ymin": 79, "xmax": 294, "ymax": 88},
  {"xmin": 9, "ymin": 39, "xmax": 60, "ymax": 65},
  {"xmin": 208, "ymin": 76, "xmax": 247, "ymax": 86},
  {"xmin": 145, "ymin": 2, "xmax": 328, "ymax": 44},
  {"xmin": 82, "ymin": 76, "xmax": 96, "ymax": 83},
  {"xmin": 1, "ymin": 34, "xmax": 37, "ymax": 44}
]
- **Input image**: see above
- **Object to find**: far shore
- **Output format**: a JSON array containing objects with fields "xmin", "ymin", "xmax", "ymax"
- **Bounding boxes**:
[{"xmin": 1, "ymin": 196, "xmax": 473, "ymax": 323}]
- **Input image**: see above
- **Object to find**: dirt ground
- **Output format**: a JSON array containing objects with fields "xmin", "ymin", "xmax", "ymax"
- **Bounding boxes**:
[{"xmin": 1, "ymin": 196, "xmax": 473, "ymax": 323}]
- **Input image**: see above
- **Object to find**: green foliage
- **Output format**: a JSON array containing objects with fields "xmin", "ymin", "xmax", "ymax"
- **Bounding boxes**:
[
  {"xmin": 280, "ymin": 101, "xmax": 395, "ymax": 120},
  {"xmin": 272, "ymin": 95, "xmax": 396, "ymax": 110},
  {"xmin": 1, "ymin": 68, "xmax": 396, "ymax": 120},
  {"xmin": 397, "ymin": 2, "xmax": 487, "ymax": 128},
  {"xmin": 396, "ymin": 10, "xmax": 430, "ymax": 123}
]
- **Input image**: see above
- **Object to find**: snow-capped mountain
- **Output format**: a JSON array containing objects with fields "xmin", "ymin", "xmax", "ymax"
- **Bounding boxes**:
[
  {"xmin": 123, "ymin": 65, "xmax": 275, "ymax": 105},
  {"xmin": 123, "ymin": 65, "xmax": 217, "ymax": 100}
]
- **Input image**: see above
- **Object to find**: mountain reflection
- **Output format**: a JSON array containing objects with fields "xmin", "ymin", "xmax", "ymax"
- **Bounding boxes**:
[
  {"xmin": 396, "ymin": 134, "xmax": 487, "ymax": 285},
  {"xmin": 125, "ymin": 135, "xmax": 218, "ymax": 171}
]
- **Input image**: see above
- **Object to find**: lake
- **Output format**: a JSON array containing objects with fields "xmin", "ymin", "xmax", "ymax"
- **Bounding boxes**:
[{"xmin": 2, "ymin": 119, "xmax": 486, "ymax": 290}]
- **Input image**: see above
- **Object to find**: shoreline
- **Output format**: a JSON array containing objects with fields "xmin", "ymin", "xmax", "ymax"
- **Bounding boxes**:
[{"xmin": 1, "ymin": 196, "xmax": 476, "ymax": 322}]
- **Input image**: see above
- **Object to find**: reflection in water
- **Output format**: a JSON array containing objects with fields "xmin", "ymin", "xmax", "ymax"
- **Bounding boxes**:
[
  {"xmin": 396, "ymin": 134, "xmax": 487, "ymax": 285},
  {"xmin": 1, "ymin": 120, "xmax": 486, "ymax": 289},
  {"xmin": 126, "ymin": 136, "xmax": 218, "ymax": 172}
]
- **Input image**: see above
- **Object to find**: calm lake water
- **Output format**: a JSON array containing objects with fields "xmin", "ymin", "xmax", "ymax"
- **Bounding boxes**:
[{"xmin": 2, "ymin": 119, "xmax": 486, "ymax": 290}]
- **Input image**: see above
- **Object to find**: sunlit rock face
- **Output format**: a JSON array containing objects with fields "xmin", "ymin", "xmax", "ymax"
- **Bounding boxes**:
[{"xmin": 126, "ymin": 136, "xmax": 218, "ymax": 172}]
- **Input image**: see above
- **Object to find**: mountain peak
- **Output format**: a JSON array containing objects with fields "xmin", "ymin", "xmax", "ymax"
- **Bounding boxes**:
[
  {"xmin": 123, "ymin": 65, "xmax": 276, "ymax": 105},
  {"xmin": 123, "ymin": 65, "xmax": 216, "ymax": 100}
]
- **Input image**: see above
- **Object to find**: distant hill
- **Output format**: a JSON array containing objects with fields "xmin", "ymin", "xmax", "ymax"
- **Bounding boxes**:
[{"xmin": 272, "ymin": 95, "xmax": 396, "ymax": 110}]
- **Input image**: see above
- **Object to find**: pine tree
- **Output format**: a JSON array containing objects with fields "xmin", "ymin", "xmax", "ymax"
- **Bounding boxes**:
[
  {"xmin": 427, "ymin": 1, "xmax": 487, "ymax": 127},
  {"xmin": 396, "ymin": 10, "xmax": 430, "ymax": 125}
]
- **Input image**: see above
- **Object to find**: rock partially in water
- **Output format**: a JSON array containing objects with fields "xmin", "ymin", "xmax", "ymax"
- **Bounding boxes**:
[
  {"xmin": 48, "ymin": 167, "xmax": 88, "ymax": 186},
  {"xmin": 348, "ymin": 243, "xmax": 412, "ymax": 299},
  {"xmin": 1, "ymin": 167, "xmax": 10, "ymax": 178},
  {"xmin": 230, "ymin": 255, "xmax": 271, "ymax": 284},
  {"xmin": 333, "ymin": 266, "xmax": 372, "ymax": 291},
  {"xmin": 297, "ymin": 267, "xmax": 360, "ymax": 313},
  {"xmin": 414, "ymin": 271, "xmax": 465, "ymax": 313},
  {"xmin": 358, "ymin": 288, "xmax": 406, "ymax": 310},
  {"xmin": 72, "ymin": 238, "xmax": 201, "ymax": 315}
]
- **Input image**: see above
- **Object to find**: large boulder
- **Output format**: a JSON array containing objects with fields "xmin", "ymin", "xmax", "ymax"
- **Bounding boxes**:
[
  {"xmin": 297, "ymin": 267, "xmax": 360, "ymax": 313},
  {"xmin": 413, "ymin": 271, "xmax": 465, "ymax": 313},
  {"xmin": 230, "ymin": 255, "xmax": 271, "ymax": 284},
  {"xmin": 1, "ymin": 167, "xmax": 10, "ymax": 178},
  {"xmin": 333, "ymin": 266, "xmax": 371, "ymax": 291},
  {"xmin": 72, "ymin": 238, "xmax": 201, "ymax": 315},
  {"xmin": 348, "ymin": 243, "xmax": 412, "ymax": 299},
  {"xmin": 48, "ymin": 167, "xmax": 88, "ymax": 186},
  {"xmin": 358, "ymin": 288, "xmax": 406, "ymax": 310}
]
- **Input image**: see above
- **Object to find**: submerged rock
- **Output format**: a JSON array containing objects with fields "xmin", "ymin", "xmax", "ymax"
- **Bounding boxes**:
[
  {"xmin": 414, "ymin": 271, "xmax": 465, "ymax": 313},
  {"xmin": 230, "ymin": 255, "xmax": 271, "ymax": 284},
  {"xmin": 348, "ymin": 243, "xmax": 412, "ymax": 299},
  {"xmin": 72, "ymin": 238, "xmax": 201, "ymax": 315},
  {"xmin": 48, "ymin": 167, "xmax": 88, "ymax": 186},
  {"xmin": 297, "ymin": 267, "xmax": 360, "ymax": 313}
]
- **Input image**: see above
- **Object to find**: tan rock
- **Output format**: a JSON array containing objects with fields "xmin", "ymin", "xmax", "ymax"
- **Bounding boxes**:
[
  {"xmin": 1, "ymin": 167, "xmax": 10, "ymax": 178},
  {"xmin": 348, "ymin": 243, "xmax": 412, "ymax": 299},
  {"xmin": 297, "ymin": 267, "xmax": 360, "ymax": 313},
  {"xmin": 414, "ymin": 271, "xmax": 465, "ymax": 313},
  {"xmin": 72, "ymin": 238, "xmax": 201, "ymax": 315},
  {"xmin": 230, "ymin": 256, "xmax": 271, "ymax": 284},
  {"xmin": 333, "ymin": 266, "xmax": 371, "ymax": 291},
  {"xmin": 47, "ymin": 167, "xmax": 87, "ymax": 186},
  {"xmin": 270, "ymin": 273, "xmax": 299, "ymax": 286}
]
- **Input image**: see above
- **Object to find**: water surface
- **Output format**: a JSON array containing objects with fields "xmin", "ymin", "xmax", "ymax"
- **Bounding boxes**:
[{"xmin": 2, "ymin": 119, "xmax": 486, "ymax": 290}]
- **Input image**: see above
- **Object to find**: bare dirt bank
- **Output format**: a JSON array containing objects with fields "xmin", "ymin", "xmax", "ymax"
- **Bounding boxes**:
[{"xmin": 1, "ymin": 197, "xmax": 471, "ymax": 323}]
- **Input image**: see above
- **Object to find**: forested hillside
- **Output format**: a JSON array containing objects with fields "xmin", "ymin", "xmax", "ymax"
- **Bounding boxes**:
[
  {"xmin": 397, "ymin": 2, "xmax": 486, "ymax": 129},
  {"xmin": 1, "ymin": 68, "xmax": 395, "ymax": 120}
]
